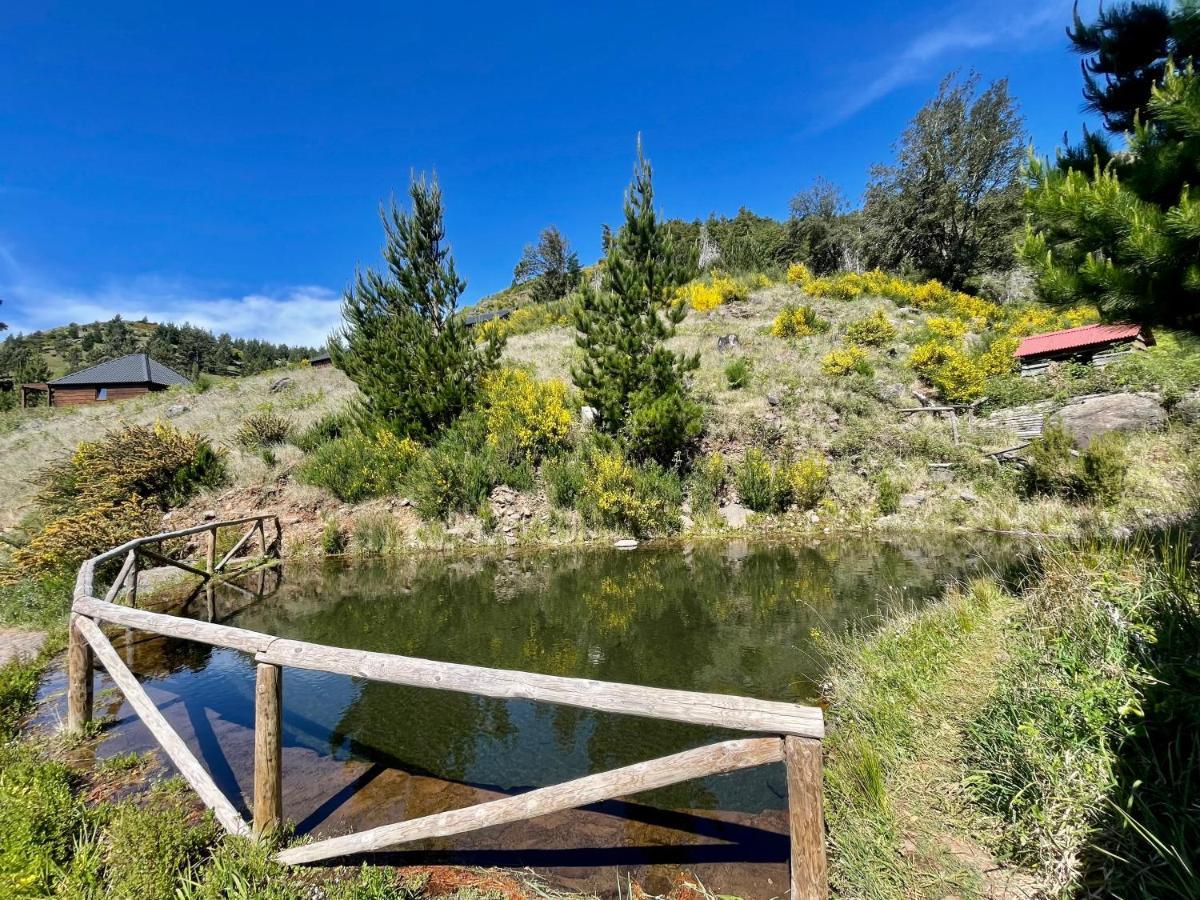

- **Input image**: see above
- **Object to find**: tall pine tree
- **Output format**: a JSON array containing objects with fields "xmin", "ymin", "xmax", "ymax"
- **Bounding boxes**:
[
  {"xmin": 333, "ymin": 175, "xmax": 503, "ymax": 439},
  {"xmin": 572, "ymin": 142, "xmax": 701, "ymax": 466}
]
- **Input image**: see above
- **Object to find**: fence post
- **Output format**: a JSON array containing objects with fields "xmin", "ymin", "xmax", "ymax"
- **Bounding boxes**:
[
  {"xmin": 66, "ymin": 613, "xmax": 93, "ymax": 732},
  {"xmin": 785, "ymin": 736, "xmax": 827, "ymax": 900},
  {"xmin": 205, "ymin": 527, "xmax": 217, "ymax": 576},
  {"xmin": 253, "ymin": 662, "xmax": 283, "ymax": 837}
]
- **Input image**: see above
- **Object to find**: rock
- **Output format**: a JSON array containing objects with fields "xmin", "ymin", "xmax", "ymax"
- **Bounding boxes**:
[
  {"xmin": 202, "ymin": 509, "xmax": 217, "ymax": 521},
  {"xmin": 959, "ymin": 490, "xmax": 980, "ymax": 504},
  {"xmin": 580, "ymin": 406, "xmax": 598, "ymax": 427},
  {"xmin": 900, "ymin": 491, "xmax": 929, "ymax": 510},
  {"xmin": 1050, "ymin": 392, "xmax": 1166, "ymax": 447},
  {"xmin": 1175, "ymin": 390, "xmax": 1200, "ymax": 425},
  {"xmin": 614, "ymin": 539, "xmax": 639, "ymax": 550},
  {"xmin": 269, "ymin": 377, "xmax": 293, "ymax": 394},
  {"xmin": 766, "ymin": 393, "xmax": 781, "ymax": 408},
  {"xmin": 399, "ymin": 497, "xmax": 412, "ymax": 507},
  {"xmin": 0, "ymin": 629, "xmax": 46, "ymax": 668},
  {"xmin": 166, "ymin": 402, "xmax": 190, "ymax": 417},
  {"xmin": 718, "ymin": 502, "xmax": 751, "ymax": 528},
  {"xmin": 716, "ymin": 333, "xmax": 741, "ymax": 352}
]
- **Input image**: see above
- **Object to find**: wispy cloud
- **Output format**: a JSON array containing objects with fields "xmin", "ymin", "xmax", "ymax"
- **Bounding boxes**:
[
  {"xmin": 823, "ymin": 1, "xmax": 1071, "ymax": 128},
  {"xmin": 0, "ymin": 247, "xmax": 342, "ymax": 349}
]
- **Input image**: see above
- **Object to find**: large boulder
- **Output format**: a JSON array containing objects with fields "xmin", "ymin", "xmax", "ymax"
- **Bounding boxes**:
[{"xmin": 1050, "ymin": 393, "xmax": 1166, "ymax": 447}]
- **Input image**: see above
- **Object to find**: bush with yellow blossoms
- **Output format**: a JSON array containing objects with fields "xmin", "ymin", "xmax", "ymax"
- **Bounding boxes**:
[
  {"xmin": 822, "ymin": 346, "xmax": 873, "ymax": 377},
  {"xmin": 845, "ymin": 309, "xmax": 897, "ymax": 347},
  {"xmin": 480, "ymin": 367, "xmax": 572, "ymax": 459},
  {"xmin": 772, "ymin": 304, "xmax": 828, "ymax": 338}
]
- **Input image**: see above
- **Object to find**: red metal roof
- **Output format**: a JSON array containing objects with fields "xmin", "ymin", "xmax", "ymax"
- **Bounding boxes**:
[{"xmin": 1015, "ymin": 323, "xmax": 1148, "ymax": 359}]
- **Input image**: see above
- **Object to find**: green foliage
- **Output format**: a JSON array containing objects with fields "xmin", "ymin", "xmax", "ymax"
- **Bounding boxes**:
[
  {"xmin": 0, "ymin": 659, "xmax": 42, "ymax": 738},
  {"xmin": 734, "ymin": 449, "xmax": 829, "ymax": 513},
  {"xmin": 687, "ymin": 452, "xmax": 727, "ymax": 514},
  {"xmin": 1024, "ymin": 424, "xmax": 1129, "ymax": 505},
  {"xmin": 409, "ymin": 413, "xmax": 533, "ymax": 520},
  {"xmin": 511, "ymin": 225, "xmax": 582, "ymax": 304},
  {"xmin": 771, "ymin": 303, "xmax": 828, "ymax": 339},
  {"xmin": 821, "ymin": 346, "xmax": 873, "ymax": 377},
  {"xmin": 863, "ymin": 72, "xmax": 1025, "ymax": 287},
  {"xmin": 1023, "ymin": 60, "xmax": 1200, "ymax": 327},
  {"xmin": 0, "ymin": 572, "xmax": 73, "ymax": 633},
  {"xmin": 572, "ymin": 143, "xmax": 702, "ymax": 466},
  {"xmin": 724, "ymin": 357, "xmax": 751, "ymax": 390},
  {"xmin": 875, "ymin": 472, "xmax": 901, "ymax": 515},
  {"xmin": 543, "ymin": 453, "xmax": 587, "ymax": 509},
  {"xmin": 353, "ymin": 513, "xmax": 401, "ymax": 556},
  {"xmin": 333, "ymin": 174, "xmax": 503, "ymax": 439},
  {"xmin": 1081, "ymin": 434, "xmax": 1129, "ymax": 504},
  {"xmin": 291, "ymin": 408, "xmax": 352, "ymax": 452},
  {"xmin": 574, "ymin": 450, "xmax": 682, "ymax": 536},
  {"xmin": 788, "ymin": 177, "xmax": 859, "ymax": 274},
  {"xmin": 321, "ymin": 518, "xmax": 347, "ymax": 555},
  {"xmin": 296, "ymin": 429, "xmax": 420, "ymax": 503},
  {"xmin": 235, "ymin": 410, "xmax": 291, "ymax": 449},
  {"xmin": 844, "ymin": 309, "xmax": 897, "ymax": 347}
]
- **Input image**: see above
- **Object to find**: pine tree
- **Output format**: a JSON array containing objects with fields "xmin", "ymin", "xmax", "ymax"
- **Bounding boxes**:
[
  {"xmin": 333, "ymin": 175, "xmax": 503, "ymax": 439},
  {"xmin": 572, "ymin": 142, "xmax": 701, "ymax": 466},
  {"xmin": 512, "ymin": 226, "xmax": 582, "ymax": 303},
  {"xmin": 1023, "ymin": 61, "xmax": 1200, "ymax": 327}
]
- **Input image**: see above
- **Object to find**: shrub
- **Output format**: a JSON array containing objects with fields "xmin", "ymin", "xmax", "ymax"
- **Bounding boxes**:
[
  {"xmin": 875, "ymin": 472, "xmax": 901, "ymax": 515},
  {"xmin": 235, "ymin": 410, "xmax": 292, "ymax": 449},
  {"xmin": 908, "ymin": 340, "xmax": 986, "ymax": 402},
  {"xmin": 925, "ymin": 315, "xmax": 967, "ymax": 340},
  {"xmin": 979, "ymin": 336, "xmax": 1019, "ymax": 377},
  {"xmin": 296, "ymin": 429, "xmax": 421, "ymax": 503},
  {"xmin": 725, "ymin": 357, "xmax": 751, "ymax": 390},
  {"xmin": 291, "ymin": 409, "xmax": 352, "ymax": 452},
  {"xmin": 676, "ymin": 270, "xmax": 749, "ymax": 312},
  {"xmin": 1081, "ymin": 434, "xmax": 1128, "ymax": 504},
  {"xmin": 1024, "ymin": 424, "xmax": 1085, "ymax": 499},
  {"xmin": 321, "ymin": 518, "xmax": 347, "ymax": 555},
  {"xmin": 822, "ymin": 346, "xmax": 873, "ymax": 377},
  {"xmin": 479, "ymin": 368, "xmax": 571, "ymax": 460},
  {"xmin": 410, "ymin": 415, "xmax": 534, "ymax": 520},
  {"xmin": 354, "ymin": 513, "xmax": 401, "ymax": 556},
  {"xmin": 7, "ymin": 497, "xmax": 161, "ymax": 580},
  {"xmin": 844, "ymin": 310, "xmax": 897, "ymax": 347},
  {"xmin": 772, "ymin": 304, "xmax": 828, "ymax": 339},
  {"xmin": 543, "ymin": 454, "xmax": 587, "ymax": 509},
  {"xmin": 688, "ymin": 452, "xmax": 727, "ymax": 513},
  {"xmin": 786, "ymin": 262, "xmax": 813, "ymax": 285},
  {"xmin": 576, "ymin": 451, "xmax": 682, "ymax": 536},
  {"xmin": 734, "ymin": 449, "xmax": 828, "ymax": 512}
]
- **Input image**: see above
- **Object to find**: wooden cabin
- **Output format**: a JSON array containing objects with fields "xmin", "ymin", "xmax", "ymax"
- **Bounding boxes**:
[
  {"xmin": 39, "ymin": 353, "xmax": 189, "ymax": 407},
  {"xmin": 308, "ymin": 352, "xmax": 332, "ymax": 368},
  {"xmin": 1015, "ymin": 323, "xmax": 1154, "ymax": 376}
]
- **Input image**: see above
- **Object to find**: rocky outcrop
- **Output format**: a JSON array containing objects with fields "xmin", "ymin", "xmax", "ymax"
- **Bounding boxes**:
[{"xmin": 1049, "ymin": 392, "xmax": 1166, "ymax": 447}]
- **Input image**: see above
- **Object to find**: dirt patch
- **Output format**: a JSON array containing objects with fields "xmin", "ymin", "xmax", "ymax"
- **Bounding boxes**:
[{"xmin": 0, "ymin": 627, "xmax": 46, "ymax": 667}]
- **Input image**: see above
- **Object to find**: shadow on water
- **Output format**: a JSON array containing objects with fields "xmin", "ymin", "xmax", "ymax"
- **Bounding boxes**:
[{"xmin": 41, "ymin": 535, "xmax": 1034, "ymax": 896}]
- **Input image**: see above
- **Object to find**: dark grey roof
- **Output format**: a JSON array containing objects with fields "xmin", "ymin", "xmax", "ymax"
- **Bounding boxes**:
[
  {"xmin": 49, "ymin": 353, "xmax": 190, "ymax": 387},
  {"xmin": 309, "ymin": 352, "xmax": 331, "ymax": 364},
  {"xmin": 462, "ymin": 308, "xmax": 513, "ymax": 326}
]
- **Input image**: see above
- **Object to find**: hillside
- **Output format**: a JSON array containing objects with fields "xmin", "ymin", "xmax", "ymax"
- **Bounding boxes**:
[
  {"xmin": 0, "ymin": 316, "xmax": 317, "ymax": 385},
  {"xmin": 2, "ymin": 276, "xmax": 1197, "ymax": 552}
]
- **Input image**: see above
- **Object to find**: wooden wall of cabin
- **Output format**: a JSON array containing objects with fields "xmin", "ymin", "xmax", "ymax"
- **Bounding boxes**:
[{"xmin": 51, "ymin": 384, "xmax": 153, "ymax": 407}]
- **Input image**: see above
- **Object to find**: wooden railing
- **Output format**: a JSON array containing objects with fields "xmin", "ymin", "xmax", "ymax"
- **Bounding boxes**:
[{"xmin": 67, "ymin": 515, "xmax": 828, "ymax": 899}]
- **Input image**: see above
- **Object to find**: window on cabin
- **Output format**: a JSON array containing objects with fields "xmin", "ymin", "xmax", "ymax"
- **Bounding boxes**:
[{"xmin": 96, "ymin": 388, "xmax": 108, "ymax": 401}]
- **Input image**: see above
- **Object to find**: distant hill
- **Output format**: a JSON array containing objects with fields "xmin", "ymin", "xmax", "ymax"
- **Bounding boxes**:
[{"xmin": 0, "ymin": 316, "xmax": 318, "ymax": 384}]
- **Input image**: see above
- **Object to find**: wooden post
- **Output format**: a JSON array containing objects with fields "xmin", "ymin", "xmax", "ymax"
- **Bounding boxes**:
[
  {"xmin": 129, "ymin": 553, "xmax": 139, "ymax": 608},
  {"xmin": 253, "ymin": 662, "xmax": 283, "ymax": 838},
  {"xmin": 66, "ymin": 614, "xmax": 93, "ymax": 732},
  {"xmin": 205, "ymin": 527, "xmax": 217, "ymax": 576},
  {"xmin": 255, "ymin": 519, "xmax": 266, "ymax": 557},
  {"xmin": 785, "ymin": 736, "xmax": 827, "ymax": 900}
]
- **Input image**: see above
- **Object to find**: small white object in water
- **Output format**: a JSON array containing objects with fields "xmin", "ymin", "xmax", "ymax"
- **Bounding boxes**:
[{"xmin": 613, "ymin": 539, "xmax": 639, "ymax": 550}]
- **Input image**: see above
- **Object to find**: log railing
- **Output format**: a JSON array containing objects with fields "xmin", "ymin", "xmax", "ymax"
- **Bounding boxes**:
[{"xmin": 67, "ymin": 515, "xmax": 828, "ymax": 899}]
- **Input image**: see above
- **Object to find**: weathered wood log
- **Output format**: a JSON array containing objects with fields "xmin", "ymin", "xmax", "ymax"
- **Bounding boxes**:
[
  {"xmin": 253, "ymin": 663, "xmax": 283, "ymax": 837},
  {"xmin": 103, "ymin": 550, "xmax": 138, "ymax": 604},
  {"xmin": 73, "ymin": 595, "xmax": 273, "ymax": 655},
  {"xmin": 66, "ymin": 613, "xmax": 93, "ymax": 732},
  {"xmin": 138, "ymin": 547, "xmax": 212, "ymax": 581},
  {"xmin": 73, "ymin": 615, "xmax": 250, "ymax": 836},
  {"xmin": 785, "ymin": 736, "xmax": 827, "ymax": 900},
  {"xmin": 257, "ymin": 639, "xmax": 824, "ymax": 739},
  {"xmin": 79, "ymin": 514, "xmax": 275, "ymax": 580},
  {"xmin": 277, "ymin": 737, "xmax": 783, "ymax": 865},
  {"xmin": 214, "ymin": 523, "xmax": 257, "ymax": 573},
  {"xmin": 206, "ymin": 526, "xmax": 217, "ymax": 575}
]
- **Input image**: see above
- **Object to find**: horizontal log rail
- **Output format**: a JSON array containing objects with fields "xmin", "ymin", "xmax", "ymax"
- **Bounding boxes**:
[{"xmin": 67, "ymin": 514, "xmax": 828, "ymax": 899}]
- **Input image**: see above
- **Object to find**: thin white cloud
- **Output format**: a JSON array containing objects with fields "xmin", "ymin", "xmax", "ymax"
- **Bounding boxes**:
[
  {"xmin": 823, "ymin": 1, "xmax": 1072, "ymax": 128},
  {"xmin": 0, "ymin": 248, "xmax": 342, "ymax": 349}
]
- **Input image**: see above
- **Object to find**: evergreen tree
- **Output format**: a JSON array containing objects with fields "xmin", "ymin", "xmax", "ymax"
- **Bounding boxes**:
[
  {"xmin": 512, "ymin": 226, "xmax": 582, "ymax": 303},
  {"xmin": 333, "ymin": 175, "xmax": 503, "ymax": 439},
  {"xmin": 572, "ymin": 143, "xmax": 701, "ymax": 466},
  {"xmin": 862, "ymin": 72, "xmax": 1026, "ymax": 287},
  {"xmin": 1023, "ymin": 61, "xmax": 1200, "ymax": 327}
]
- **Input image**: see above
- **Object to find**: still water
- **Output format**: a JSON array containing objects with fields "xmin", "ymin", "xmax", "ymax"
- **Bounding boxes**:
[{"xmin": 42, "ymin": 537, "xmax": 1030, "ymax": 896}]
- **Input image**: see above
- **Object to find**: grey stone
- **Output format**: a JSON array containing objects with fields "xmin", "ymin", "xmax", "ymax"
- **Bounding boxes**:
[
  {"xmin": 202, "ymin": 509, "xmax": 217, "ymax": 521},
  {"xmin": 900, "ymin": 491, "xmax": 929, "ymax": 510},
  {"xmin": 716, "ymin": 333, "xmax": 741, "ymax": 352},
  {"xmin": 269, "ymin": 377, "xmax": 294, "ymax": 394},
  {"xmin": 719, "ymin": 502, "xmax": 751, "ymax": 528},
  {"xmin": 166, "ymin": 403, "xmax": 190, "ymax": 417},
  {"xmin": 580, "ymin": 406, "xmax": 598, "ymax": 427},
  {"xmin": 959, "ymin": 490, "xmax": 980, "ymax": 504},
  {"xmin": 1175, "ymin": 390, "xmax": 1200, "ymax": 425},
  {"xmin": 766, "ymin": 393, "xmax": 781, "ymax": 408},
  {"xmin": 614, "ymin": 539, "xmax": 639, "ymax": 550},
  {"xmin": 1050, "ymin": 392, "xmax": 1166, "ymax": 447},
  {"xmin": 0, "ymin": 629, "xmax": 46, "ymax": 668}
]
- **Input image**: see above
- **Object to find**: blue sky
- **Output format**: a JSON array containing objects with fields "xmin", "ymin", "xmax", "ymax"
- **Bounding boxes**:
[{"xmin": 1, "ymin": 0, "xmax": 1094, "ymax": 348}]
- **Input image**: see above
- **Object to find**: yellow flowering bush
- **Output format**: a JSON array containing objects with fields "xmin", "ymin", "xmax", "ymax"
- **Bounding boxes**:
[
  {"xmin": 908, "ymin": 340, "xmax": 958, "ymax": 376},
  {"xmin": 779, "ymin": 455, "xmax": 830, "ymax": 510},
  {"xmin": 480, "ymin": 368, "xmax": 572, "ymax": 458},
  {"xmin": 844, "ymin": 310, "xmax": 897, "ymax": 347},
  {"xmin": 676, "ymin": 270, "xmax": 749, "ymax": 312},
  {"xmin": 786, "ymin": 262, "xmax": 814, "ymax": 286},
  {"xmin": 822, "ymin": 346, "xmax": 873, "ymax": 377},
  {"xmin": 298, "ymin": 428, "xmax": 421, "ymax": 503},
  {"xmin": 772, "ymin": 304, "xmax": 827, "ymax": 338},
  {"xmin": 578, "ymin": 452, "xmax": 681, "ymax": 536},
  {"xmin": 6, "ymin": 496, "xmax": 160, "ymax": 580},
  {"xmin": 979, "ymin": 336, "xmax": 1020, "ymax": 377},
  {"xmin": 752, "ymin": 273, "xmax": 772, "ymax": 289},
  {"xmin": 926, "ymin": 316, "xmax": 968, "ymax": 340},
  {"xmin": 908, "ymin": 340, "xmax": 986, "ymax": 401},
  {"xmin": 734, "ymin": 449, "xmax": 828, "ymax": 512}
]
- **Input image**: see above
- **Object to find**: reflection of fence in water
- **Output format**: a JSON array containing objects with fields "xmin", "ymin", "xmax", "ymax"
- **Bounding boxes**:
[{"xmin": 67, "ymin": 514, "xmax": 828, "ymax": 899}]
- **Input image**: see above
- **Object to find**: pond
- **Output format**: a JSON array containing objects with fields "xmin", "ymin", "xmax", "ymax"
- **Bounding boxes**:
[{"xmin": 40, "ymin": 536, "xmax": 1032, "ymax": 897}]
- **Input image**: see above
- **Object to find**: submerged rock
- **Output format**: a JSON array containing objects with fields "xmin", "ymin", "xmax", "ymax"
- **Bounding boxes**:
[{"xmin": 614, "ymin": 539, "xmax": 639, "ymax": 550}]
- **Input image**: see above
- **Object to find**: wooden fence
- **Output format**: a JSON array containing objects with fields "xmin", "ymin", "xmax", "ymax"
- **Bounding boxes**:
[{"xmin": 67, "ymin": 515, "xmax": 828, "ymax": 899}]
